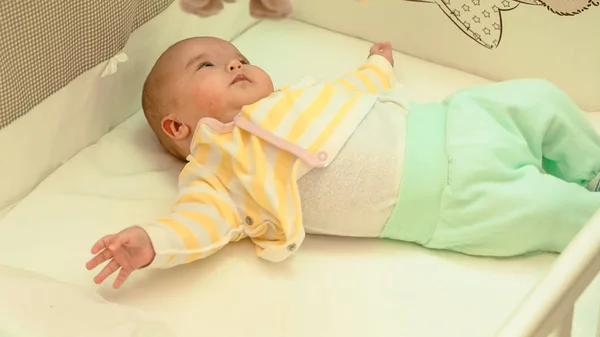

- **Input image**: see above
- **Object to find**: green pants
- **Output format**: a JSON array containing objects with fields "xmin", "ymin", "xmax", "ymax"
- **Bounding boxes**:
[{"xmin": 381, "ymin": 79, "xmax": 600, "ymax": 256}]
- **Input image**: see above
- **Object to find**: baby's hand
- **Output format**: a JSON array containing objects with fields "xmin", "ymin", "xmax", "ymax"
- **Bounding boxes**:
[
  {"xmin": 85, "ymin": 226, "xmax": 155, "ymax": 289},
  {"xmin": 369, "ymin": 42, "xmax": 394, "ymax": 66}
]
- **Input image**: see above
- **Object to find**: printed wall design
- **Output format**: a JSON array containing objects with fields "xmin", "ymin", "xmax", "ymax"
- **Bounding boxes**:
[{"xmin": 404, "ymin": 0, "xmax": 599, "ymax": 49}]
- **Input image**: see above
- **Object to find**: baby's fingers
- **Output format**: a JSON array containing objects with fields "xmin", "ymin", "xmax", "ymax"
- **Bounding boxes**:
[
  {"xmin": 93, "ymin": 259, "xmax": 120, "ymax": 285},
  {"xmin": 85, "ymin": 249, "xmax": 113, "ymax": 271},
  {"xmin": 374, "ymin": 41, "xmax": 391, "ymax": 52},
  {"xmin": 91, "ymin": 234, "xmax": 116, "ymax": 254},
  {"xmin": 107, "ymin": 234, "xmax": 129, "ymax": 251},
  {"xmin": 113, "ymin": 268, "xmax": 132, "ymax": 289}
]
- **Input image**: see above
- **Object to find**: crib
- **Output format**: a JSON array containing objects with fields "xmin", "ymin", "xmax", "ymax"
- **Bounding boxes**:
[{"xmin": 0, "ymin": 0, "xmax": 599, "ymax": 336}]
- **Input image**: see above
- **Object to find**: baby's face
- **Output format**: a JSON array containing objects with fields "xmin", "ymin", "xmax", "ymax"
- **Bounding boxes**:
[{"xmin": 168, "ymin": 37, "xmax": 274, "ymax": 125}]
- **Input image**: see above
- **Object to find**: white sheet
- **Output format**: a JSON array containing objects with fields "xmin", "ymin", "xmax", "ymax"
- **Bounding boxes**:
[
  {"xmin": 1, "ymin": 19, "xmax": 598, "ymax": 337},
  {"xmin": 0, "ymin": 265, "xmax": 175, "ymax": 337}
]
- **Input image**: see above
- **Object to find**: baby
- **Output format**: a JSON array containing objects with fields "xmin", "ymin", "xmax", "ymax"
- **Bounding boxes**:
[{"xmin": 86, "ymin": 37, "xmax": 600, "ymax": 289}]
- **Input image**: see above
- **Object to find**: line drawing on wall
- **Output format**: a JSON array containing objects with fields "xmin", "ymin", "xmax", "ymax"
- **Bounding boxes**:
[{"xmin": 400, "ymin": 0, "xmax": 599, "ymax": 49}]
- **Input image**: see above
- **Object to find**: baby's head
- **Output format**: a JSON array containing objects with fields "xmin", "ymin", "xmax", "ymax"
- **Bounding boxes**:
[{"xmin": 142, "ymin": 37, "xmax": 274, "ymax": 160}]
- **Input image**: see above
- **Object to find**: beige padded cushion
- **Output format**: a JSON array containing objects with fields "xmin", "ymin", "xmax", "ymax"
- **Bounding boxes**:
[{"xmin": 0, "ymin": 0, "xmax": 174, "ymax": 130}]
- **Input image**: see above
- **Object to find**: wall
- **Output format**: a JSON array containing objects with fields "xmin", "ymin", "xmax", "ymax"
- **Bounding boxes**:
[{"xmin": 292, "ymin": 0, "xmax": 600, "ymax": 112}]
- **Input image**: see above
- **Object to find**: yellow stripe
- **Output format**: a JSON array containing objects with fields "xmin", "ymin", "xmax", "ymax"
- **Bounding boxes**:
[
  {"xmin": 191, "ymin": 133, "xmax": 211, "ymax": 165},
  {"xmin": 241, "ymin": 99, "xmax": 261, "ymax": 117},
  {"xmin": 200, "ymin": 174, "xmax": 226, "ymax": 191},
  {"xmin": 243, "ymin": 189, "xmax": 261, "ymax": 234},
  {"xmin": 288, "ymin": 161, "xmax": 303, "ymax": 241},
  {"xmin": 354, "ymin": 71, "xmax": 378, "ymax": 93},
  {"xmin": 195, "ymin": 133, "xmax": 233, "ymax": 188},
  {"xmin": 360, "ymin": 65, "xmax": 390, "ymax": 89},
  {"xmin": 309, "ymin": 93, "xmax": 361, "ymax": 152},
  {"xmin": 260, "ymin": 89, "xmax": 306, "ymax": 130},
  {"xmin": 184, "ymin": 253, "xmax": 203, "ymax": 263},
  {"xmin": 245, "ymin": 220, "xmax": 270, "ymax": 238},
  {"xmin": 272, "ymin": 149, "xmax": 296, "ymax": 241},
  {"xmin": 217, "ymin": 151, "xmax": 235, "ymax": 188},
  {"xmin": 286, "ymin": 86, "xmax": 336, "ymax": 142},
  {"xmin": 252, "ymin": 235, "xmax": 287, "ymax": 246},
  {"xmin": 178, "ymin": 162, "xmax": 194, "ymax": 181},
  {"xmin": 177, "ymin": 210, "xmax": 223, "ymax": 260},
  {"xmin": 334, "ymin": 78, "xmax": 358, "ymax": 91},
  {"xmin": 167, "ymin": 255, "xmax": 175, "ymax": 265},
  {"xmin": 236, "ymin": 131, "xmax": 262, "ymax": 232},
  {"xmin": 249, "ymin": 137, "xmax": 276, "ymax": 216},
  {"xmin": 175, "ymin": 191, "xmax": 238, "ymax": 226},
  {"xmin": 164, "ymin": 209, "xmax": 231, "ymax": 263},
  {"xmin": 234, "ymin": 128, "xmax": 252, "ymax": 175},
  {"xmin": 156, "ymin": 216, "xmax": 201, "ymax": 251}
]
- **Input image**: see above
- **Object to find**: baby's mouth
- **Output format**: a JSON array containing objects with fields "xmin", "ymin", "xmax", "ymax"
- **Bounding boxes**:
[{"xmin": 231, "ymin": 73, "xmax": 249, "ymax": 85}]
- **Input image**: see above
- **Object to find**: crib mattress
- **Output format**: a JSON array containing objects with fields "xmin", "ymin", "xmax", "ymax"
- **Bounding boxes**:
[{"xmin": 1, "ymin": 19, "xmax": 599, "ymax": 337}]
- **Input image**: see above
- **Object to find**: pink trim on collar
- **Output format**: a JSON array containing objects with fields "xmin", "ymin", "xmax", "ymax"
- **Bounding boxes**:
[
  {"xmin": 190, "ymin": 113, "xmax": 324, "ymax": 168},
  {"xmin": 235, "ymin": 117, "xmax": 324, "ymax": 168}
]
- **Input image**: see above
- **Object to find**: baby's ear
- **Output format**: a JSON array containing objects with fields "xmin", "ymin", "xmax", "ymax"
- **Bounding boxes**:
[
  {"xmin": 179, "ymin": 0, "xmax": 224, "ymax": 17},
  {"xmin": 249, "ymin": 0, "xmax": 293, "ymax": 19},
  {"xmin": 161, "ymin": 114, "xmax": 191, "ymax": 140}
]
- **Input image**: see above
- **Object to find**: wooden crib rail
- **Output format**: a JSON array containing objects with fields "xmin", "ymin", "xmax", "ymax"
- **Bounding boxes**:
[{"xmin": 496, "ymin": 210, "xmax": 600, "ymax": 337}]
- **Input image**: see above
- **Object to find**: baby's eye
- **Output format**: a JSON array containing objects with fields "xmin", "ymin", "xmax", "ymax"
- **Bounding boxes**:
[
  {"xmin": 197, "ymin": 61, "xmax": 213, "ymax": 70},
  {"xmin": 240, "ymin": 59, "xmax": 250, "ymax": 65}
]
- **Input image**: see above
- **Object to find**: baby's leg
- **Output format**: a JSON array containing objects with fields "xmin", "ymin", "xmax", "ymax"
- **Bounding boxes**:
[
  {"xmin": 445, "ymin": 79, "xmax": 600, "ymax": 189},
  {"xmin": 422, "ymin": 80, "xmax": 600, "ymax": 256},
  {"xmin": 427, "ymin": 167, "xmax": 600, "ymax": 256}
]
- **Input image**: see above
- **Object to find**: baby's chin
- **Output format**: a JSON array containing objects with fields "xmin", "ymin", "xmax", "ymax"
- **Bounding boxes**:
[
  {"xmin": 210, "ymin": 87, "xmax": 274, "ymax": 122},
  {"xmin": 220, "ymin": 110, "xmax": 242, "ymax": 123},
  {"xmin": 234, "ymin": 91, "xmax": 272, "ymax": 108},
  {"xmin": 207, "ymin": 106, "xmax": 244, "ymax": 124}
]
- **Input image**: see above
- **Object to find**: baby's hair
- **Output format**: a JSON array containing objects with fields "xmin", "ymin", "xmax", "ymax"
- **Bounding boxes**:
[{"xmin": 141, "ymin": 47, "xmax": 187, "ymax": 162}]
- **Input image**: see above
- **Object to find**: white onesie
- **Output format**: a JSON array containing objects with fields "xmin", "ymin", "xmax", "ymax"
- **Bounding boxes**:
[{"xmin": 297, "ymin": 89, "xmax": 410, "ymax": 237}]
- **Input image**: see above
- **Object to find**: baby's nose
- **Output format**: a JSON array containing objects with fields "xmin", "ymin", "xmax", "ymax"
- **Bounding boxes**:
[{"xmin": 228, "ymin": 60, "xmax": 242, "ymax": 71}]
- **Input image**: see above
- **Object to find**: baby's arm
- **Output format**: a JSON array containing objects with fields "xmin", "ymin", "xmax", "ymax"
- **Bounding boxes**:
[
  {"xmin": 333, "ymin": 42, "xmax": 399, "ymax": 93},
  {"xmin": 140, "ymin": 178, "xmax": 242, "ymax": 268},
  {"xmin": 86, "ymin": 171, "xmax": 241, "ymax": 288}
]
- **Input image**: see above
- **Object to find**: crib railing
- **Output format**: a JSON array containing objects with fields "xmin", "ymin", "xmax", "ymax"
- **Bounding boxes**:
[{"xmin": 496, "ymin": 210, "xmax": 600, "ymax": 337}]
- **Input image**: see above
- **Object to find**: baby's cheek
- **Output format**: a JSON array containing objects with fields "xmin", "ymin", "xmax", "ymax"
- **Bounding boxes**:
[
  {"xmin": 195, "ymin": 86, "xmax": 226, "ymax": 109},
  {"xmin": 203, "ymin": 96, "xmax": 226, "ymax": 117}
]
